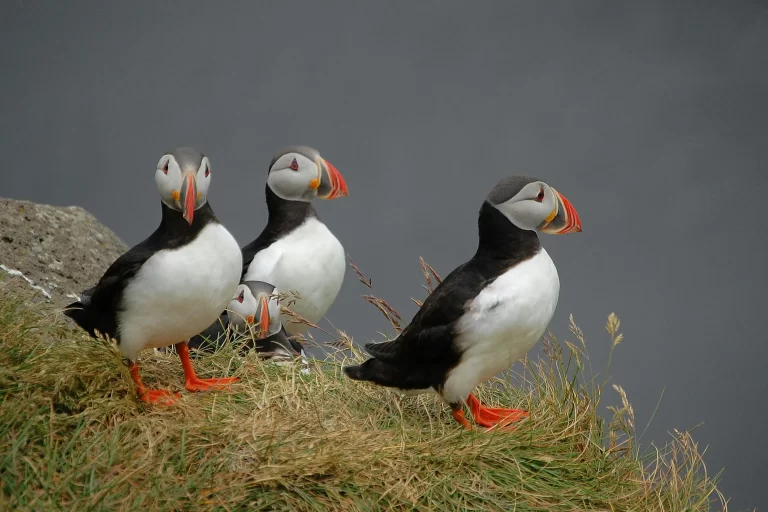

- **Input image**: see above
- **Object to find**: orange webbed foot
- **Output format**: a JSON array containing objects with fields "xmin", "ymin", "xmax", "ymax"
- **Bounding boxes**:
[
  {"xmin": 176, "ymin": 341, "xmax": 240, "ymax": 393},
  {"xmin": 452, "ymin": 407, "xmax": 473, "ymax": 430},
  {"xmin": 138, "ymin": 388, "xmax": 182, "ymax": 406},
  {"xmin": 475, "ymin": 407, "xmax": 529, "ymax": 430},
  {"xmin": 129, "ymin": 362, "xmax": 181, "ymax": 406},
  {"xmin": 467, "ymin": 393, "xmax": 529, "ymax": 430},
  {"xmin": 184, "ymin": 376, "xmax": 240, "ymax": 392}
]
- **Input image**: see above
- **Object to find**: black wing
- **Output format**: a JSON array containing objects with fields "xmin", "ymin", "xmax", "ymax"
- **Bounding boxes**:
[
  {"xmin": 63, "ymin": 238, "xmax": 158, "ymax": 341},
  {"xmin": 364, "ymin": 260, "xmax": 492, "ymax": 364}
]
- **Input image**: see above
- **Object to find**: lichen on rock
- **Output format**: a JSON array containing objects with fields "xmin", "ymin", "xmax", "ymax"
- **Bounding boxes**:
[{"xmin": 0, "ymin": 198, "xmax": 127, "ymax": 306}]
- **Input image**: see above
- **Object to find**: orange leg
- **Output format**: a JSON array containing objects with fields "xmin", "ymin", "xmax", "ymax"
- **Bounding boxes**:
[
  {"xmin": 128, "ymin": 362, "xmax": 180, "ymax": 406},
  {"xmin": 451, "ymin": 406, "xmax": 473, "ymax": 430},
  {"xmin": 466, "ymin": 392, "xmax": 529, "ymax": 430},
  {"xmin": 176, "ymin": 341, "xmax": 240, "ymax": 392}
]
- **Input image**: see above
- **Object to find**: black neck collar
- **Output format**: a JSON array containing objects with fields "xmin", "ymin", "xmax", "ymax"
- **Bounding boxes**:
[
  {"xmin": 155, "ymin": 201, "xmax": 218, "ymax": 249},
  {"xmin": 264, "ymin": 183, "xmax": 317, "ymax": 232},
  {"xmin": 474, "ymin": 201, "xmax": 541, "ymax": 262}
]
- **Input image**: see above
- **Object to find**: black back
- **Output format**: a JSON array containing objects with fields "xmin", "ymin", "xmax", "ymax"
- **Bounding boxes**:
[
  {"xmin": 183, "ymin": 313, "xmax": 302, "ymax": 360},
  {"xmin": 244, "ymin": 325, "xmax": 302, "ymax": 359},
  {"xmin": 63, "ymin": 202, "xmax": 219, "ymax": 342},
  {"xmin": 240, "ymin": 184, "xmax": 317, "ymax": 279},
  {"xmin": 344, "ymin": 201, "xmax": 541, "ymax": 394}
]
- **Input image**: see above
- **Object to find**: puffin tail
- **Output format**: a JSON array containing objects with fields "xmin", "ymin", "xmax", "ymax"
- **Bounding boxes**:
[
  {"xmin": 343, "ymin": 358, "xmax": 429, "ymax": 390},
  {"xmin": 363, "ymin": 338, "xmax": 404, "ymax": 363}
]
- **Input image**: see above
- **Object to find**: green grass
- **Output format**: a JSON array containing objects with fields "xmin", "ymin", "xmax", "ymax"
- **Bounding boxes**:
[{"xmin": 0, "ymin": 275, "xmax": 727, "ymax": 511}]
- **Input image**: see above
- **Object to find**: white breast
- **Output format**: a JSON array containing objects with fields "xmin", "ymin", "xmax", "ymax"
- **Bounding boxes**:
[
  {"xmin": 442, "ymin": 248, "xmax": 560, "ymax": 404},
  {"xmin": 118, "ymin": 223, "xmax": 243, "ymax": 359},
  {"xmin": 243, "ymin": 217, "xmax": 346, "ymax": 335}
]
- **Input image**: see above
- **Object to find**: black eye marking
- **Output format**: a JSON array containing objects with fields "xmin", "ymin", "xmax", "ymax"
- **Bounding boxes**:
[
  {"xmin": 535, "ymin": 188, "xmax": 545, "ymax": 202},
  {"xmin": 162, "ymin": 161, "xmax": 169, "ymax": 175},
  {"xmin": 237, "ymin": 291, "xmax": 244, "ymax": 303},
  {"xmin": 289, "ymin": 158, "xmax": 299, "ymax": 171},
  {"xmin": 204, "ymin": 166, "xmax": 210, "ymax": 178}
]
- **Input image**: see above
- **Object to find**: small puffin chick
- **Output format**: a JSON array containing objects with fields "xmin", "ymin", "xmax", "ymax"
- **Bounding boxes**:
[
  {"xmin": 240, "ymin": 146, "xmax": 348, "ymax": 337},
  {"xmin": 344, "ymin": 176, "xmax": 582, "ymax": 430},
  {"xmin": 64, "ymin": 147, "xmax": 243, "ymax": 405}
]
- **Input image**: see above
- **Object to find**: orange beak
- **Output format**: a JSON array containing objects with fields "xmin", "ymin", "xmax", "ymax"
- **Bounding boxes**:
[
  {"xmin": 254, "ymin": 294, "xmax": 270, "ymax": 339},
  {"xmin": 180, "ymin": 173, "xmax": 197, "ymax": 225},
  {"xmin": 540, "ymin": 188, "xmax": 582, "ymax": 234},
  {"xmin": 317, "ymin": 158, "xmax": 349, "ymax": 199}
]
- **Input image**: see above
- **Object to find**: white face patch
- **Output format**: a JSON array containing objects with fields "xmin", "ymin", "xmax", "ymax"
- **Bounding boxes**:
[
  {"xmin": 267, "ymin": 152, "xmax": 320, "ymax": 202},
  {"xmin": 264, "ymin": 286, "xmax": 283, "ymax": 335},
  {"xmin": 493, "ymin": 181, "xmax": 557, "ymax": 231},
  {"xmin": 227, "ymin": 284, "xmax": 282, "ymax": 336},
  {"xmin": 227, "ymin": 284, "xmax": 258, "ymax": 327},
  {"xmin": 155, "ymin": 154, "xmax": 182, "ymax": 208},
  {"xmin": 154, "ymin": 153, "xmax": 211, "ymax": 211},
  {"xmin": 193, "ymin": 156, "xmax": 212, "ymax": 208}
]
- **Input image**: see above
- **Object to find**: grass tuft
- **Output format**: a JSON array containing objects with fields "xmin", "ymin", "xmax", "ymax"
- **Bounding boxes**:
[{"xmin": 0, "ymin": 273, "xmax": 727, "ymax": 511}]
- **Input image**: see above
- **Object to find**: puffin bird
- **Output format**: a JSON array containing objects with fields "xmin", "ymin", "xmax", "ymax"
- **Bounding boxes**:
[
  {"xmin": 240, "ymin": 146, "xmax": 349, "ymax": 337},
  {"xmin": 63, "ymin": 147, "xmax": 243, "ymax": 405},
  {"xmin": 227, "ymin": 282, "xmax": 307, "ymax": 361},
  {"xmin": 185, "ymin": 281, "xmax": 307, "ymax": 364},
  {"xmin": 344, "ymin": 176, "xmax": 582, "ymax": 430}
]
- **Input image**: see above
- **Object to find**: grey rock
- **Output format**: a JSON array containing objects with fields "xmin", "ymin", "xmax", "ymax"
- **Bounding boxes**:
[{"xmin": 0, "ymin": 198, "xmax": 128, "ymax": 307}]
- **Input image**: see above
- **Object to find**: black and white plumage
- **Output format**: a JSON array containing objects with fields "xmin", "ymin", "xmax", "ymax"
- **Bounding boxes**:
[
  {"xmin": 240, "ymin": 146, "xmax": 349, "ymax": 337},
  {"xmin": 63, "ymin": 147, "xmax": 242, "ymax": 405},
  {"xmin": 344, "ymin": 176, "xmax": 582, "ymax": 430}
]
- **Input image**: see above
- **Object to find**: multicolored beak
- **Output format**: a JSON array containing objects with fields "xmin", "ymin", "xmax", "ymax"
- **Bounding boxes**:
[
  {"xmin": 316, "ymin": 158, "xmax": 349, "ymax": 199},
  {"xmin": 179, "ymin": 172, "xmax": 197, "ymax": 225},
  {"xmin": 253, "ymin": 293, "xmax": 271, "ymax": 339},
  {"xmin": 540, "ymin": 188, "xmax": 582, "ymax": 234}
]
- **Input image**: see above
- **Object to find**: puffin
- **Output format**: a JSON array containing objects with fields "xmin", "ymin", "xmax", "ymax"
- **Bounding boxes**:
[
  {"xmin": 63, "ymin": 147, "xmax": 243, "ymax": 405},
  {"xmin": 184, "ymin": 281, "xmax": 307, "ymax": 364},
  {"xmin": 240, "ymin": 146, "xmax": 349, "ymax": 337},
  {"xmin": 344, "ymin": 176, "xmax": 582, "ymax": 430}
]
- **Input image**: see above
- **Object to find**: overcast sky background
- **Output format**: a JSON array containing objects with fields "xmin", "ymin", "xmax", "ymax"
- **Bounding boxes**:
[{"xmin": 1, "ymin": 1, "xmax": 766, "ymax": 508}]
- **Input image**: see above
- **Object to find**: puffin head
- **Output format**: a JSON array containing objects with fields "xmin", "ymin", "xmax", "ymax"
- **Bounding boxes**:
[
  {"xmin": 155, "ymin": 147, "xmax": 211, "ymax": 225},
  {"xmin": 266, "ymin": 146, "xmax": 348, "ymax": 202},
  {"xmin": 487, "ymin": 176, "xmax": 582, "ymax": 234},
  {"xmin": 227, "ymin": 281, "xmax": 282, "ymax": 339}
]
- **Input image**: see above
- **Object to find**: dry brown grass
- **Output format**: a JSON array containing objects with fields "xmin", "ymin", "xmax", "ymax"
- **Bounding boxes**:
[{"xmin": 0, "ymin": 267, "xmax": 728, "ymax": 511}]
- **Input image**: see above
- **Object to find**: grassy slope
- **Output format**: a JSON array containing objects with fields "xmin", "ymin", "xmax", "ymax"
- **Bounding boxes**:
[{"xmin": 0, "ymin": 276, "xmax": 727, "ymax": 511}]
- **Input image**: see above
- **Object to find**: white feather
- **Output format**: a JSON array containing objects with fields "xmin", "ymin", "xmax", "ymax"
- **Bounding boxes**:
[
  {"xmin": 118, "ymin": 223, "xmax": 243, "ymax": 359},
  {"xmin": 243, "ymin": 217, "xmax": 345, "ymax": 334},
  {"xmin": 441, "ymin": 248, "xmax": 560, "ymax": 404}
]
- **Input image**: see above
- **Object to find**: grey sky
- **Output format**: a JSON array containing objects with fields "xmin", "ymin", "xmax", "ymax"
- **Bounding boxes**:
[{"xmin": 1, "ymin": 1, "xmax": 766, "ymax": 508}]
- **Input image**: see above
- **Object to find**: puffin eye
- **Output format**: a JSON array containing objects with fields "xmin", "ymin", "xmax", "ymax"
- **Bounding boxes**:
[
  {"xmin": 237, "ymin": 291, "xmax": 244, "ymax": 303},
  {"xmin": 204, "ymin": 166, "xmax": 210, "ymax": 178},
  {"xmin": 534, "ymin": 188, "xmax": 545, "ymax": 203},
  {"xmin": 162, "ymin": 161, "xmax": 169, "ymax": 175},
  {"xmin": 289, "ymin": 158, "xmax": 299, "ymax": 171}
]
